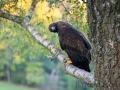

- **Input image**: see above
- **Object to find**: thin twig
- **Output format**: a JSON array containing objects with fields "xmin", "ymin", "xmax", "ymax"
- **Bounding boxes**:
[{"xmin": 59, "ymin": 1, "xmax": 70, "ymax": 14}]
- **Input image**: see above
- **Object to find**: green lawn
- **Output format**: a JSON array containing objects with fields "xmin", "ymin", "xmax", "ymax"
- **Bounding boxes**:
[{"xmin": 0, "ymin": 81, "xmax": 38, "ymax": 90}]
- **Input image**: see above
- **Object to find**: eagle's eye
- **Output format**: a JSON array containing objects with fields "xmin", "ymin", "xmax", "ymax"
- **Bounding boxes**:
[
  {"xmin": 51, "ymin": 26, "xmax": 55, "ymax": 31},
  {"xmin": 49, "ymin": 23, "xmax": 58, "ymax": 33}
]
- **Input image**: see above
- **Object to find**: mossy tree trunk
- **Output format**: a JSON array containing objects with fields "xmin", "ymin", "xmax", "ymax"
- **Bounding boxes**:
[{"xmin": 87, "ymin": 0, "xmax": 120, "ymax": 89}]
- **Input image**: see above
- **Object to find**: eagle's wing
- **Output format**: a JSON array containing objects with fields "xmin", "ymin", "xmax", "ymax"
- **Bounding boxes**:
[{"xmin": 58, "ymin": 24, "xmax": 91, "ymax": 65}]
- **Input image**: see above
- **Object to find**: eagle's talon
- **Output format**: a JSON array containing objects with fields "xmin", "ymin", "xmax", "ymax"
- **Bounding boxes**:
[{"xmin": 64, "ymin": 58, "xmax": 72, "ymax": 64}]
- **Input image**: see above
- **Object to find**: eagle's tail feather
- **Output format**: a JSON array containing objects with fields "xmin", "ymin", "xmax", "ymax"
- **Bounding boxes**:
[
  {"xmin": 76, "ymin": 63, "xmax": 90, "ymax": 72},
  {"xmin": 73, "ymin": 55, "xmax": 91, "ymax": 72},
  {"xmin": 66, "ymin": 50, "xmax": 91, "ymax": 72}
]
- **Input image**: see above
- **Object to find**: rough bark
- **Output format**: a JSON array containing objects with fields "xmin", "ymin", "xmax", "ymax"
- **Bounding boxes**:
[
  {"xmin": 87, "ymin": 0, "xmax": 120, "ymax": 89},
  {"xmin": 0, "ymin": 0, "xmax": 94, "ymax": 86}
]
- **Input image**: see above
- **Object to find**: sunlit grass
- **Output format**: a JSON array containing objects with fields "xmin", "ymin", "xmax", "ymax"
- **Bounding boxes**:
[{"xmin": 0, "ymin": 81, "xmax": 38, "ymax": 90}]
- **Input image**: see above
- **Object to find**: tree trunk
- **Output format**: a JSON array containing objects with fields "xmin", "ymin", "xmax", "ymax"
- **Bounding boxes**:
[
  {"xmin": 6, "ymin": 65, "xmax": 10, "ymax": 83},
  {"xmin": 87, "ymin": 0, "xmax": 120, "ymax": 89}
]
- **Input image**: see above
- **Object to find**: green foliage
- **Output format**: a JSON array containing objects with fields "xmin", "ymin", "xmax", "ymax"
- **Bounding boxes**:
[{"xmin": 25, "ymin": 62, "xmax": 44, "ymax": 86}]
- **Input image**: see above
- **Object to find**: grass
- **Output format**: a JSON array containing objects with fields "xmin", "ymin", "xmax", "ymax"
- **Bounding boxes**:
[{"xmin": 0, "ymin": 81, "xmax": 38, "ymax": 90}]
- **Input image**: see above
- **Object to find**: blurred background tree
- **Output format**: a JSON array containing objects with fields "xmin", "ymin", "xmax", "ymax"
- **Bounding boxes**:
[{"xmin": 0, "ymin": 0, "xmax": 93, "ymax": 90}]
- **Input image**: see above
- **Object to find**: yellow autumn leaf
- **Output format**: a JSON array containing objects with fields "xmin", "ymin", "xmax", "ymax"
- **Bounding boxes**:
[
  {"xmin": 43, "ymin": 30, "xmax": 46, "ymax": 33},
  {"xmin": 15, "ymin": 53, "xmax": 20, "ymax": 59},
  {"xmin": 17, "ymin": 0, "xmax": 32, "ymax": 12},
  {"xmin": 44, "ymin": 34, "xmax": 47, "ymax": 38}
]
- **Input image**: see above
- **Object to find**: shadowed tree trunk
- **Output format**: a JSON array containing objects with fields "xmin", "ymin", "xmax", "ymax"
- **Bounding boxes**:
[
  {"xmin": 6, "ymin": 64, "xmax": 10, "ymax": 83},
  {"xmin": 87, "ymin": 0, "xmax": 120, "ymax": 89}
]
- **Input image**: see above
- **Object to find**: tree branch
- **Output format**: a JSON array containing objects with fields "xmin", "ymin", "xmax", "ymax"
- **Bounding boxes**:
[
  {"xmin": 0, "ymin": 0, "xmax": 94, "ymax": 87},
  {"xmin": 25, "ymin": 0, "xmax": 39, "ymax": 22},
  {"xmin": 65, "ymin": 64, "xmax": 94, "ymax": 86},
  {"xmin": 0, "ymin": 10, "xmax": 23, "ymax": 24}
]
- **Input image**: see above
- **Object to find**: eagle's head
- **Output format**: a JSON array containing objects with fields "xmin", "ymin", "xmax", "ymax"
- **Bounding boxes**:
[{"xmin": 49, "ymin": 23, "xmax": 58, "ymax": 33}]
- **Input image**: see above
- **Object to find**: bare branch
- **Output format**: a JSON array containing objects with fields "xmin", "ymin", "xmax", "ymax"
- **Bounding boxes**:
[
  {"xmin": 47, "ymin": 55, "xmax": 57, "ymax": 60},
  {"xmin": 25, "ymin": 0, "xmax": 39, "ymax": 22},
  {"xmin": 65, "ymin": 64, "xmax": 94, "ymax": 86},
  {"xmin": 0, "ymin": 10, "xmax": 23, "ymax": 24}
]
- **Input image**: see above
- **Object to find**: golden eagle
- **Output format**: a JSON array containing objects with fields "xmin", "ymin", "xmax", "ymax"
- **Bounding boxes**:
[{"xmin": 49, "ymin": 21, "xmax": 91, "ymax": 72}]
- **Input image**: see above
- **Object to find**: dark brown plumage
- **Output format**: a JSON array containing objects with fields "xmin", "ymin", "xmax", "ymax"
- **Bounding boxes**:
[{"xmin": 49, "ymin": 21, "xmax": 91, "ymax": 72}]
